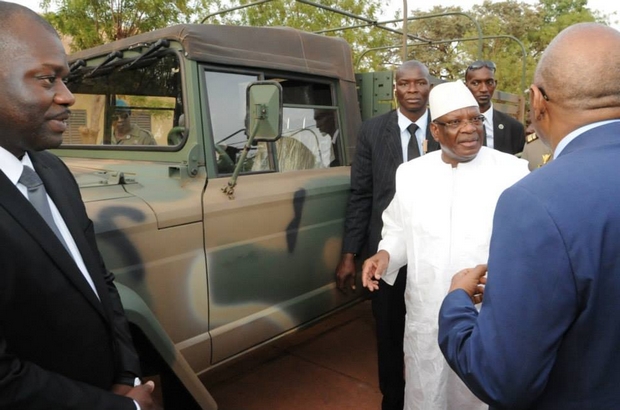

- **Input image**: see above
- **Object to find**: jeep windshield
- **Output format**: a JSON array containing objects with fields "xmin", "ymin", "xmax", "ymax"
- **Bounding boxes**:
[{"xmin": 63, "ymin": 44, "xmax": 183, "ymax": 150}]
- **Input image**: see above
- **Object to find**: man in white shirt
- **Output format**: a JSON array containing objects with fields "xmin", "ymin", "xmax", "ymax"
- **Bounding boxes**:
[
  {"xmin": 465, "ymin": 60, "xmax": 525, "ymax": 154},
  {"xmin": 0, "ymin": 3, "xmax": 157, "ymax": 409}
]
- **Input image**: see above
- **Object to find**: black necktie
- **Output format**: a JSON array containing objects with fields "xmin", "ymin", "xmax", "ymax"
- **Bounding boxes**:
[
  {"xmin": 407, "ymin": 123, "xmax": 420, "ymax": 160},
  {"xmin": 19, "ymin": 166, "xmax": 70, "ymax": 251}
]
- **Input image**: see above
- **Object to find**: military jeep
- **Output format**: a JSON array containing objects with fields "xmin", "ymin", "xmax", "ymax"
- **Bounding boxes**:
[{"xmin": 58, "ymin": 24, "xmax": 365, "ymax": 408}]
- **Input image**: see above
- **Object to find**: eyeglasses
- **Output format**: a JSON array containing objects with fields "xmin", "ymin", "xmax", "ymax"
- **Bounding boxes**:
[
  {"xmin": 112, "ymin": 112, "xmax": 130, "ymax": 121},
  {"xmin": 434, "ymin": 115, "xmax": 485, "ymax": 130},
  {"xmin": 525, "ymin": 85, "xmax": 550, "ymax": 102},
  {"xmin": 467, "ymin": 60, "xmax": 497, "ymax": 73},
  {"xmin": 537, "ymin": 86, "xmax": 550, "ymax": 101}
]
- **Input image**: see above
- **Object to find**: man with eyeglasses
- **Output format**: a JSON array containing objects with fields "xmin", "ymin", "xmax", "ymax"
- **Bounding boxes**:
[
  {"xmin": 465, "ymin": 60, "xmax": 525, "ymax": 155},
  {"xmin": 111, "ymin": 99, "xmax": 156, "ymax": 145},
  {"xmin": 439, "ymin": 23, "xmax": 620, "ymax": 410},
  {"xmin": 361, "ymin": 81, "xmax": 528, "ymax": 410},
  {"xmin": 335, "ymin": 60, "xmax": 438, "ymax": 410}
]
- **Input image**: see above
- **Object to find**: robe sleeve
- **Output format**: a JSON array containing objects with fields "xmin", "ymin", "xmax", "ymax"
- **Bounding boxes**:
[{"xmin": 377, "ymin": 190, "xmax": 408, "ymax": 285}]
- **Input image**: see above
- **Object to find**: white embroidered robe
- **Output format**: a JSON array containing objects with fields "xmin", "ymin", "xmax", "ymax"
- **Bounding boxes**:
[{"xmin": 379, "ymin": 147, "xmax": 529, "ymax": 410}]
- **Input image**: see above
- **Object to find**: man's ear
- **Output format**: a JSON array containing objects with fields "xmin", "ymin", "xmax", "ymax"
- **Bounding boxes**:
[
  {"xmin": 430, "ymin": 122, "xmax": 440, "ymax": 142},
  {"xmin": 529, "ymin": 84, "xmax": 547, "ymax": 121}
]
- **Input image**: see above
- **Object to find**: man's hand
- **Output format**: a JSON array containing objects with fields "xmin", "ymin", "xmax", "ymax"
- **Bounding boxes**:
[
  {"xmin": 449, "ymin": 264, "xmax": 488, "ymax": 304},
  {"xmin": 120, "ymin": 381, "xmax": 162, "ymax": 410},
  {"xmin": 111, "ymin": 384, "xmax": 133, "ymax": 395},
  {"xmin": 335, "ymin": 253, "xmax": 357, "ymax": 293},
  {"xmin": 361, "ymin": 250, "xmax": 390, "ymax": 292}
]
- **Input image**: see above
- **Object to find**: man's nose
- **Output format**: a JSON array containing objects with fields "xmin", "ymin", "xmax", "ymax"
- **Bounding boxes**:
[
  {"xmin": 406, "ymin": 83, "xmax": 419, "ymax": 93},
  {"xmin": 461, "ymin": 120, "xmax": 478, "ymax": 134},
  {"xmin": 54, "ymin": 80, "xmax": 75, "ymax": 107}
]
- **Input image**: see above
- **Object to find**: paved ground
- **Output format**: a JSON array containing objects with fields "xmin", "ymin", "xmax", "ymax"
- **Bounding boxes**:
[{"xmin": 202, "ymin": 300, "xmax": 382, "ymax": 410}]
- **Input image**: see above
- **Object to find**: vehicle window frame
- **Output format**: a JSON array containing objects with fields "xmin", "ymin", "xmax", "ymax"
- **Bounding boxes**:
[
  {"xmin": 59, "ymin": 49, "xmax": 187, "ymax": 152},
  {"xmin": 201, "ymin": 65, "xmax": 342, "ymax": 177}
]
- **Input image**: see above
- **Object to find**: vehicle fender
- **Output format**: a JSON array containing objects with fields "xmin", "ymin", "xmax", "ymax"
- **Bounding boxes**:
[{"xmin": 116, "ymin": 283, "xmax": 218, "ymax": 410}]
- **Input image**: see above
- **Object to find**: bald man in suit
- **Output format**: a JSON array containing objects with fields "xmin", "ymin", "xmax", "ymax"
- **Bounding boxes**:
[
  {"xmin": 0, "ymin": 3, "xmax": 157, "ymax": 408},
  {"xmin": 440, "ymin": 23, "xmax": 620, "ymax": 409}
]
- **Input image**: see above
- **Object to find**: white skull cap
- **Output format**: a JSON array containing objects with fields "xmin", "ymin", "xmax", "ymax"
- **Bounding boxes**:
[{"xmin": 429, "ymin": 81, "xmax": 479, "ymax": 121}]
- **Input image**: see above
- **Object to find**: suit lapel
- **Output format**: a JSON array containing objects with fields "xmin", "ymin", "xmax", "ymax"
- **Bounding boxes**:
[
  {"xmin": 424, "ymin": 109, "xmax": 440, "ymax": 153},
  {"xmin": 385, "ymin": 110, "xmax": 404, "ymax": 165},
  {"xmin": 28, "ymin": 153, "xmax": 108, "ymax": 319},
  {"xmin": 0, "ymin": 173, "xmax": 66, "ymax": 259},
  {"xmin": 493, "ymin": 110, "xmax": 506, "ymax": 151},
  {"xmin": 0, "ymin": 171, "xmax": 75, "ymax": 269}
]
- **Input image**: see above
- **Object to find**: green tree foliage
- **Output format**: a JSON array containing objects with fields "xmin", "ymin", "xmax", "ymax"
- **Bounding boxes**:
[
  {"xmin": 385, "ymin": 6, "xmax": 479, "ymax": 80},
  {"xmin": 42, "ymin": 0, "xmax": 612, "ymax": 93},
  {"xmin": 203, "ymin": 0, "xmax": 398, "ymax": 71},
  {"xmin": 41, "ymin": 0, "xmax": 224, "ymax": 51},
  {"xmin": 468, "ymin": 0, "xmax": 599, "ymax": 93},
  {"xmin": 375, "ymin": 0, "xmax": 606, "ymax": 93}
]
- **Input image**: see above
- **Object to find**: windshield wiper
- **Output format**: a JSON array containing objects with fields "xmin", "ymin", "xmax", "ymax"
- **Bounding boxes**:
[
  {"xmin": 84, "ymin": 50, "xmax": 123, "ymax": 78},
  {"xmin": 121, "ymin": 39, "xmax": 170, "ymax": 71}
]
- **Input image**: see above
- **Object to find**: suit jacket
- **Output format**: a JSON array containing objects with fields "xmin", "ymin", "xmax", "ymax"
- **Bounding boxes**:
[
  {"xmin": 438, "ymin": 121, "xmax": 620, "ymax": 409},
  {"xmin": 485, "ymin": 109, "xmax": 525, "ymax": 155},
  {"xmin": 343, "ymin": 109, "xmax": 436, "ymax": 257},
  {"xmin": 0, "ymin": 150, "xmax": 140, "ymax": 409}
]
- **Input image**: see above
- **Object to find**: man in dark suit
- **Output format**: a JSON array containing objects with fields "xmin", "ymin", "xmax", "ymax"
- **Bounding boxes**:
[
  {"xmin": 465, "ymin": 60, "xmax": 525, "ymax": 154},
  {"xmin": 335, "ymin": 60, "xmax": 437, "ymax": 410},
  {"xmin": 0, "ymin": 3, "xmax": 157, "ymax": 409},
  {"xmin": 439, "ymin": 23, "xmax": 620, "ymax": 409}
]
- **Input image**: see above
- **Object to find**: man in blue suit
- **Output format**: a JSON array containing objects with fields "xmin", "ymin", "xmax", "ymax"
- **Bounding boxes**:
[{"xmin": 438, "ymin": 23, "xmax": 620, "ymax": 409}]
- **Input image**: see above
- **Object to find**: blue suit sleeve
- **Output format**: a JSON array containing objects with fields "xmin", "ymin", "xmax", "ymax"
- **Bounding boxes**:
[{"xmin": 438, "ymin": 185, "xmax": 578, "ymax": 409}]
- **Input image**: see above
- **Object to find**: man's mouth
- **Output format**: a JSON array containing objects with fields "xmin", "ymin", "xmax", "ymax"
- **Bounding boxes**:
[
  {"xmin": 48, "ymin": 111, "xmax": 70, "ymax": 133},
  {"xmin": 460, "ymin": 138, "xmax": 479, "ymax": 147},
  {"xmin": 49, "ymin": 118, "xmax": 68, "ymax": 133}
]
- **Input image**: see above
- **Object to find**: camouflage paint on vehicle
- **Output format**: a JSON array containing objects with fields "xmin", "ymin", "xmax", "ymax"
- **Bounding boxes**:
[{"xmin": 57, "ymin": 24, "xmax": 363, "ymax": 408}]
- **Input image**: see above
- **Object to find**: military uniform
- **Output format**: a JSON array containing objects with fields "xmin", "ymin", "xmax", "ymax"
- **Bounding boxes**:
[
  {"xmin": 521, "ymin": 133, "xmax": 552, "ymax": 171},
  {"xmin": 113, "ymin": 124, "xmax": 156, "ymax": 145}
]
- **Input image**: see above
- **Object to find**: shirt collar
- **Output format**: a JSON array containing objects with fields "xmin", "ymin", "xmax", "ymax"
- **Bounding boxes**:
[
  {"xmin": 554, "ymin": 120, "xmax": 620, "ymax": 158},
  {"xmin": 0, "ymin": 146, "xmax": 32, "ymax": 185},
  {"xmin": 481, "ymin": 103, "xmax": 493, "ymax": 122},
  {"xmin": 397, "ymin": 108, "xmax": 429, "ymax": 134}
]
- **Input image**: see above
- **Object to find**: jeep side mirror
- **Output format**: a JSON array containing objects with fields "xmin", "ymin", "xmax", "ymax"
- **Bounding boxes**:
[
  {"xmin": 222, "ymin": 81, "xmax": 283, "ymax": 199},
  {"xmin": 245, "ymin": 81, "xmax": 283, "ymax": 142}
]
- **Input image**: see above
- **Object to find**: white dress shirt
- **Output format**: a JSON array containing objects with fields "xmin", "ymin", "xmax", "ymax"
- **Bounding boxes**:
[
  {"xmin": 397, "ymin": 108, "xmax": 429, "ymax": 162},
  {"xmin": 0, "ymin": 147, "xmax": 100, "ymax": 299},
  {"xmin": 481, "ymin": 103, "xmax": 494, "ymax": 149},
  {"xmin": 0, "ymin": 147, "xmax": 142, "ymax": 408}
]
